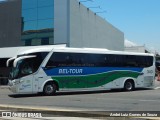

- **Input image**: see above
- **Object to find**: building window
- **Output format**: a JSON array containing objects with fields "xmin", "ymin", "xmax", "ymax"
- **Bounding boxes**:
[
  {"xmin": 38, "ymin": 6, "xmax": 54, "ymax": 20},
  {"xmin": 21, "ymin": 0, "xmax": 54, "ymax": 46},
  {"xmin": 25, "ymin": 39, "xmax": 31, "ymax": 46},
  {"xmin": 38, "ymin": 0, "xmax": 54, "ymax": 7},
  {"xmin": 37, "ymin": 19, "xmax": 53, "ymax": 30},
  {"xmin": 41, "ymin": 38, "xmax": 49, "ymax": 45},
  {"xmin": 22, "ymin": 8, "xmax": 37, "ymax": 21},
  {"xmin": 22, "ymin": 0, "xmax": 37, "ymax": 9},
  {"xmin": 23, "ymin": 21, "xmax": 37, "ymax": 31}
]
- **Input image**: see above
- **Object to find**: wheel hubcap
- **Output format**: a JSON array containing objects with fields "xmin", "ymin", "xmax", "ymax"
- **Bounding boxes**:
[
  {"xmin": 126, "ymin": 82, "xmax": 132, "ymax": 90},
  {"xmin": 45, "ymin": 85, "xmax": 53, "ymax": 94}
]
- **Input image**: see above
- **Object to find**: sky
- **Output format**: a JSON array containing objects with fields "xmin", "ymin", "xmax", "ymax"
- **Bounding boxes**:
[{"xmin": 82, "ymin": 0, "xmax": 160, "ymax": 53}]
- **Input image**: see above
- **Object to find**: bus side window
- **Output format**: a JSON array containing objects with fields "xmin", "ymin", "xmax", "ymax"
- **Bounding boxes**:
[
  {"xmin": 45, "ymin": 53, "xmax": 58, "ymax": 68},
  {"xmin": 46, "ymin": 52, "xmax": 72, "ymax": 68},
  {"xmin": 125, "ymin": 55, "xmax": 137, "ymax": 67},
  {"xmin": 70, "ymin": 53, "xmax": 83, "ymax": 66},
  {"xmin": 65, "ymin": 54, "xmax": 72, "ymax": 65}
]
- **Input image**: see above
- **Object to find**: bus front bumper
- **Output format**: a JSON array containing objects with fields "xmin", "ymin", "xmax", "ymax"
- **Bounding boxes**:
[{"xmin": 8, "ymin": 80, "xmax": 18, "ymax": 93}]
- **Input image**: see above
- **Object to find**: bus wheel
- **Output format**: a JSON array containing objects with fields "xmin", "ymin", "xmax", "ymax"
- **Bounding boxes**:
[
  {"xmin": 124, "ymin": 80, "xmax": 134, "ymax": 91},
  {"xmin": 43, "ymin": 83, "xmax": 57, "ymax": 96}
]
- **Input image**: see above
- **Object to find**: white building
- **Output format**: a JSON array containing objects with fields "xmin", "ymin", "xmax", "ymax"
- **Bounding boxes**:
[
  {"xmin": 125, "ymin": 39, "xmax": 149, "ymax": 53},
  {"xmin": 55, "ymin": 0, "xmax": 124, "ymax": 51}
]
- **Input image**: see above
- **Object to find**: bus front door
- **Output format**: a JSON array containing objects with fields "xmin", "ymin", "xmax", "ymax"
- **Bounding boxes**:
[
  {"xmin": 32, "ymin": 75, "xmax": 39, "ymax": 93},
  {"xmin": 19, "ymin": 75, "xmax": 33, "ymax": 93}
]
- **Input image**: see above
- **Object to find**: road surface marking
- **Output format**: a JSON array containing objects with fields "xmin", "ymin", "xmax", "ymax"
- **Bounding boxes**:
[{"xmin": 154, "ymin": 87, "xmax": 160, "ymax": 90}]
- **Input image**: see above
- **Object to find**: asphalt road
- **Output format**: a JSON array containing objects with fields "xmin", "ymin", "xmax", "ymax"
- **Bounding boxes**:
[
  {"xmin": 1, "ymin": 83, "xmax": 160, "ymax": 119},
  {"xmin": 0, "ymin": 80, "xmax": 160, "ymax": 118},
  {"xmin": 0, "ymin": 87, "xmax": 160, "ymax": 111},
  {"xmin": 0, "ymin": 81, "xmax": 159, "ymax": 120}
]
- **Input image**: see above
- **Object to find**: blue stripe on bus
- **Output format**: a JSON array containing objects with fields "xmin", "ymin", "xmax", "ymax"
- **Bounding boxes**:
[{"xmin": 43, "ymin": 67, "xmax": 143, "ymax": 76}]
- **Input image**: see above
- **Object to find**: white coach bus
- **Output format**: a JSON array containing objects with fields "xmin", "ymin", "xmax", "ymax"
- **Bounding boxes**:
[{"xmin": 7, "ymin": 47, "xmax": 155, "ymax": 95}]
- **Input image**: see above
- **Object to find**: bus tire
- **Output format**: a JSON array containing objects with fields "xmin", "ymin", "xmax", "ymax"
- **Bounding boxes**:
[
  {"xmin": 43, "ymin": 83, "xmax": 57, "ymax": 96},
  {"xmin": 124, "ymin": 80, "xmax": 135, "ymax": 91}
]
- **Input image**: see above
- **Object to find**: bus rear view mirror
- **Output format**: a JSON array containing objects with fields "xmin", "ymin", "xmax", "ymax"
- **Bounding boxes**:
[
  {"xmin": 13, "ymin": 55, "xmax": 36, "ymax": 68},
  {"xmin": 6, "ymin": 57, "xmax": 16, "ymax": 67}
]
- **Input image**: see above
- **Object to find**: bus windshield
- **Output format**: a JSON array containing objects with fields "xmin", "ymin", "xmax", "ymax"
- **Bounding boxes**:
[
  {"xmin": 9, "ymin": 58, "xmax": 35, "ymax": 80},
  {"xmin": 9, "ymin": 60, "xmax": 22, "ymax": 80},
  {"xmin": 9, "ymin": 52, "xmax": 49, "ymax": 80}
]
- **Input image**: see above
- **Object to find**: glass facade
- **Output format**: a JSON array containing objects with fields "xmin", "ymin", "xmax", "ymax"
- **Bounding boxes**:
[{"xmin": 21, "ymin": 0, "xmax": 54, "ymax": 46}]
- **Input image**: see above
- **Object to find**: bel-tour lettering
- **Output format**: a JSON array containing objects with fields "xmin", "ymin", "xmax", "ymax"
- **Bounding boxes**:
[{"xmin": 59, "ymin": 69, "xmax": 83, "ymax": 74}]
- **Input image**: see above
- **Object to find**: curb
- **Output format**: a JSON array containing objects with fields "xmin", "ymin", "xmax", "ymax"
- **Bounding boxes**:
[
  {"xmin": 0, "ymin": 105, "xmax": 160, "ymax": 119},
  {"xmin": 0, "ymin": 86, "xmax": 8, "ymax": 89},
  {"xmin": 0, "ymin": 104, "xmax": 110, "ymax": 118}
]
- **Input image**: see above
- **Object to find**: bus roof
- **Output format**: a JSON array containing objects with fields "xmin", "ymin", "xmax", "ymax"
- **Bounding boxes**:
[
  {"xmin": 19, "ymin": 47, "xmax": 53, "ymax": 55},
  {"xmin": 52, "ymin": 47, "xmax": 155, "ymax": 57},
  {"xmin": 18, "ymin": 45, "xmax": 65, "ymax": 55},
  {"xmin": 15, "ymin": 47, "xmax": 154, "ymax": 57},
  {"xmin": 0, "ymin": 44, "xmax": 66, "ymax": 58}
]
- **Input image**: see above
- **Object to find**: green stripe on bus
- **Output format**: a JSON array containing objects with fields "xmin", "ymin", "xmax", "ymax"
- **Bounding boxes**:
[{"xmin": 52, "ymin": 71, "xmax": 140, "ymax": 89}]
